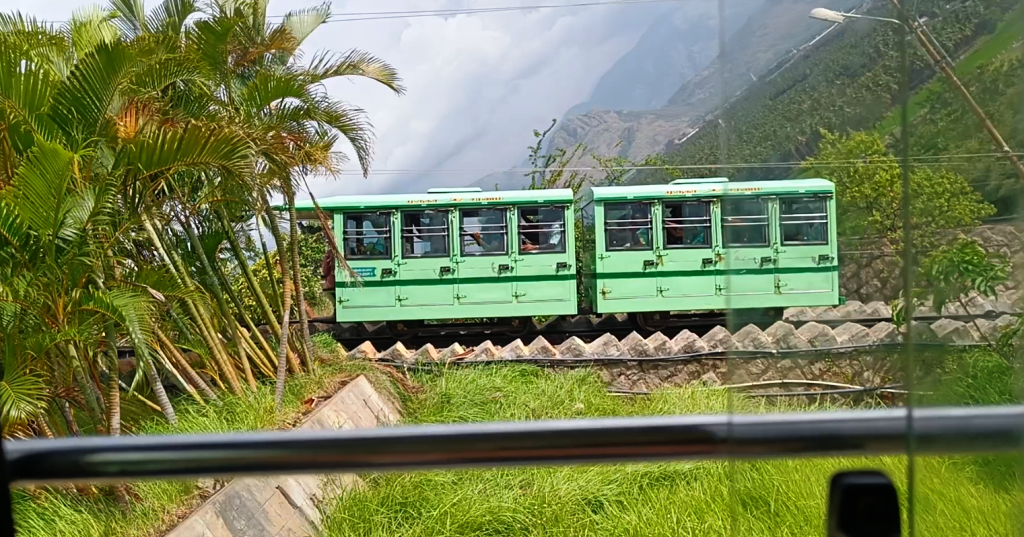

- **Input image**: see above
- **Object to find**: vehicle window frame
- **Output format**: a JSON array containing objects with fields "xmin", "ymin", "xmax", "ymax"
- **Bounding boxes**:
[
  {"xmin": 662, "ymin": 200, "xmax": 713, "ymax": 250},
  {"xmin": 399, "ymin": 209, "xmax": 451, "ymax": 259},
  {"xmin": 341, "ymin": 211, "xmax": 393, "ymax": 260},
  {"xmin": 603, "ymin": 201, "xmax": 653, "ymax": 252},
  {"xmin": 721, "ymin": 197, "xmax": 770, "ymax": 248},
  {"xmin": 517, "ymin": 205, "xmax": 568, "ymax": 255},
  {"xmin": 779, "ymin": 195, "xmax": 830, "ymax": 246},
  {"xmin": 459, "ymin": 207, "xmax": 509, "ymax": 256}
]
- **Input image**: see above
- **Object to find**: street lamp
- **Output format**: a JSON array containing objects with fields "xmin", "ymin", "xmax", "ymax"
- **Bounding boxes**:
[
  {"xmin": 808, "ymin": 7, "xmax": 902, "ymax": 25},
  {"xmin": 808, "ymin": 5, "xmax": 1024, "ymax": 182}
]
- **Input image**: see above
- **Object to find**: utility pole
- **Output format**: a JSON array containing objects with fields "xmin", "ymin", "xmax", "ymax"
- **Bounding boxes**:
[{"xmin": 891, "ymin": 0, "xmax": 1024, "ymax": 182}]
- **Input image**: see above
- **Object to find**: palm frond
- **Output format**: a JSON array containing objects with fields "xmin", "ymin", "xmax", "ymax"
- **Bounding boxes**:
[
  {"xmin": 48, "ymin": 40, "xmax": 137, "ymax": 151},
  {"xmin": 66, "ymin": 5, "xmax": 121, "ymax": 59},
  {"xmin": 7, "ymin": 138, "xmax": 76, "ymax": 242},
  {"xmin": 305, "ymin": 49, "xmax": 406, "ymax": 95},
  {"xmin": 0, "ymin": 340, "xmax": 51, "ymax": 437},
  {"xmin": 107, "ymin": 0, "xmax": 148, "ymax": 39},
  {"xmin": 280, "ymin": 3, "xmax": 329, "ymax": 49},
  {"xmin": 146, "ymin": 0, "xmax": 199, "ymax": 38},
  {"xmin": 309, "ymin": 97, "xmax": 375, "ymax": 177},
  {"xmin": 121, "ymin": 123, "xmax": 253, "ymax": 181},
  {"xmin": 0, "ymin": 46, "xmax": 60, "ymax": 160}
]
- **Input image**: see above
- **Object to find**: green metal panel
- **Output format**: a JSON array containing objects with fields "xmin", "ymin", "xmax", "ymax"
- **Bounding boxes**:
[
  {"xmin": 512, "ymin": 204, "xmax": 576, "ymax": 305},
  {"xmin": 657, "ymin": 198, "xmax": 723, "ymax": 310},
  {"xmin": 588, "ymin": 178, "xmax": 835, "ymax": 202},
  {"xmin": 595, "ymin": 201, "xmax": 659, "ymax": 305},
  {"xmin": 395, "ymin": 209, "xmax": 456, "ymax": 307},
  {"xmin": 455, "ymin": 206, "xmax": 514, "ymax": 305},
  {"xmin": 774, "ymin": 194, "xmax": 839, "ymax": 301},
  {"xmin": 291, "ymin": 188, "xmax": 575, "ymax": 216},
  {"xmin": 719, "ymin": 196, "xmax": 777, "ymax": 301},
  {"xmin": 334, "ymin": 212, "xmax": 397, "ymax": 319},
  {"xmin": 590, "ymin": 178, "xmax": 840, "ymax": 313}
]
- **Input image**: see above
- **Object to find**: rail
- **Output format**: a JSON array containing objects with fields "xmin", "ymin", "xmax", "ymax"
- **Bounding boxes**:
[{"xmin": 5, "ymin": 405, "xmax": 1023, "ymax": 487}]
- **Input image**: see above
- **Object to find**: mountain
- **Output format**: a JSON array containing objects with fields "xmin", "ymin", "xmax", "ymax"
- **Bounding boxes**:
[
  {"xmin": 549, "ymin": 0, "xmax": 865, "ymax": 164},
  {"xmin": 563, "ymin": 0, "xmax": 757, "ymax": 116},
  {"xmin": 471, "ymin": 0, "xmax": 864, "ymax": 192}
]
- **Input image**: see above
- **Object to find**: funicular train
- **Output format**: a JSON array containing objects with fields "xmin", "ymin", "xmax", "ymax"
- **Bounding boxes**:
[{"xmin": 293, "ymin": 177, "xmax": 840, "ymax": 336}]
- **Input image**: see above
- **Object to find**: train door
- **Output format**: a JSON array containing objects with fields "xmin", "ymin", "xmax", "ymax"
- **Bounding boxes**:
[
  {"xmin": 396, "ymin": 209, "xmax": 455, "ymax": 308},
  {"xmin": 774, "ymin": 195, "xmax": 838, "ymax": 302},
  {"xmin": 455, "ymin": 206, "xmax": 514, "ymax": 306},
  {"xmin": 512, "ymin": 204, "xmax": 576, "ymax": 309},
  {"xmin": 657, "ymin": 199, "xmax": 724, "ymax": 310},
  {"xmin": 718, "ymin": 196, "xmax": 776, "ymax": 304},
  {"xmin": 597, "ymin": 201, "xmax": 658, "ymax": 303},
  {"xmin": 336, "ymin": 210, "xmax": 397, "ymax": 313}
]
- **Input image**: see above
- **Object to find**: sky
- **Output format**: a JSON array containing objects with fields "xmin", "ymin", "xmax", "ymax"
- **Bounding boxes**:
[{"xmin": 7, "ymin": 0, "xmax": 669, "ymax": 197}]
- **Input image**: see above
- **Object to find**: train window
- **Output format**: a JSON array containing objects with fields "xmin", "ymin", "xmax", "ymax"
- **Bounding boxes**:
[
  {"xmin": 722, "ymin": 198, "xmax": 769, "ymax": 247},
  {"xmin": 401, "ymin": 210, "xmax": 450, "ymax": 258},
  {"xmin": 663, "ymin": 201, "xmax": 711, "ymax": 249},
  {"xmin": 518, "ymin": 206, "xmax": 567, "ymax": 254},
  {"xmin": 460, "ymin": 208, "xmax": 507, "ymax": 255},
  {"xmin": 343, "ymin": 212, "xmax": 392, "ymax": 259},
  {"xmin": 780, "ymin": 197, "xmax": 829, "ymax": 245},
  {"xmin": 604, "ymin": 202, "xmax": 652, "ymax": 251}
]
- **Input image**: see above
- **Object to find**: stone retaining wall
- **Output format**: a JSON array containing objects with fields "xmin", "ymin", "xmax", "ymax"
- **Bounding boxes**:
[
  {"xmin": 841, "ymin": 223, "xmax": 1024, "ymax": 302},
  {"xmin": 165, "ymin": 376, "xmax": 399, "ymax": 537},
  {"xmin": 353, "ymin": 315, "xmax": 1018, "ymax": 393}
]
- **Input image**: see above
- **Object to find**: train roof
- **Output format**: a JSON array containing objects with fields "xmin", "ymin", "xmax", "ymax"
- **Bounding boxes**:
[
  {"xmin": 286, "ymin": 187, "xmax": 576, "ymax": 220},
  {"xmin": 585, "ymin": 178, "xmax": 835, "ymax": 202}
]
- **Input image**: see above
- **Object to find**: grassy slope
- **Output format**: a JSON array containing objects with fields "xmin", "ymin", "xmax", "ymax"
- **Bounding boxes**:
[
  {"xmin": 322, "ymin": 355, "xmax": 1022, "ymax": 537},
  {"xmin": 874, "ymin": 4, "xmax": 1024, "ymax": 137},
  {"xmin": 13, "ymin": 335, "xmax": 390, "ymax": 537}
]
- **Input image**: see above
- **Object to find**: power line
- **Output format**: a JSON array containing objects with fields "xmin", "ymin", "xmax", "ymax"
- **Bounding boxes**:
[
  {"xmin": 35, "ymin": 0, "xmax": 684, "ymax": 25},
  {"xmin": 326, "ymin": 151, "xmax": 1024, "ymax": 176}
]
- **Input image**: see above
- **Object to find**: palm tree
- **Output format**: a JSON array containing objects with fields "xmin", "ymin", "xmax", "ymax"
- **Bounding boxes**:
[
  {"xmin": 189, "ymin": 0, "xmax": 404, "ymax": 407},
  {"xmin": 0, "ymin": 9, "xmax": 254, "ymax": 434}
]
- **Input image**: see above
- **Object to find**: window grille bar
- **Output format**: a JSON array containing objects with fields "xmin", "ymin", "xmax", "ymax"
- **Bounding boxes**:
[
  {"xmin": 6, "ymin": 406, "xmax": 1022, "ymax": 486},
  {"xmin": 781, "ymin": 219, "xmax": 829, "ymax": 225}
]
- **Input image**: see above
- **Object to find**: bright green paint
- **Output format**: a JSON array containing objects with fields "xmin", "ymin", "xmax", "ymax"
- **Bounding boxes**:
[
  {"xmin": 589, "ymin": 178, "xmax": 839, "ymax": 314},
  {"xmin": 329, "ymin": 195, "xmax": 577, "ymax": 323},
  {"xmin": 322, "ymin": 180, "xmax": 838, "ymax": 322},
  {"xmin": 584, "ymin": 178, "xmax": 835, "ymax": 203}
]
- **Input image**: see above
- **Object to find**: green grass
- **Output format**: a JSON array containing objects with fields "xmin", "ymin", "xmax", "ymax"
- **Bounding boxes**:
[
  {"xmin": 874, "ymin": 5, "xmax": 1024, "ymax": 137},
  {"xmin": 321, "ymin": 356, "xmax": 1024, "ymax": 537},
  {"xmin": 12, "ymin": 334, "xmax": 393, "ymax": 537}
]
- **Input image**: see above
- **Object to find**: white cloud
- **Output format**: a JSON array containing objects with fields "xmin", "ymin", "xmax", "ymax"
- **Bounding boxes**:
[{"xmin": 9, "ymin": 0, "xmax": 666, "ymax": 196}]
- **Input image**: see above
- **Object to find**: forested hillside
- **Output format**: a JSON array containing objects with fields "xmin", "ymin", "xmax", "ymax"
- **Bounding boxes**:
[{"xmin": 637, "ymin": 0, "xmax": 1020, "ymax": 195}]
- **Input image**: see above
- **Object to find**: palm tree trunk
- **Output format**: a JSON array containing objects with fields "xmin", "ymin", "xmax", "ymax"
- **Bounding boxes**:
[
  {"xmin": 264, "ymin": 205, "xmax": 302, "ymax": 375},
  {"xmin": 96, "ymin": 265, "xmax": 122, "ymax": 436},
  {"xmin": 143, "ymin": 357, "xmax": 178, "ymax": 426},
  {"xmin": 68, "ymin": 345, "xmax": 106, "ymax": 433},
  {"xmin": 141, "ymin": 215, "xmax": 243, "ymax": 394},
  {"xmin": 274, "ymin": 274, "xmax": 292, "ymax": 411},
  {"xmin": 217, "ymin": 207, "xmax": 281, "ymax": 334},
  {"xmin": 286, "ymin": 186, "xmax": 317, "ymax": 371},
  {"xmin": 154, "ymin": 346, "xmax": 204, "ymax": 406},
  {"xmin": 257, "ymin": 213, "xmax": 283, "ymax": 313},
  {"xmin": 178, "ymin": 217, "xmax": 253, "ymax": 390},
  {"xmin": 154, "ymin": 326, "xmax": 219, "ymax": 403},
  {"xmin": 102, "ymin": 328, "xmax": 121, "ymax": 437},
  {"xmin": 238, "ymin": 328, "xmax": 274, "ymax": 377},
  {"xmin": 60, "ymin": 401, "xmax": 82, "ymax": 437},
  {"xmin": 210, "ymin": 248, "xmax": 278, "ymax": 379}
]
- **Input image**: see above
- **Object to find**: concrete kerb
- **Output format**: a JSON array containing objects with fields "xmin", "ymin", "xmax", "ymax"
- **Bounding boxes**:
[{"xmin": 164, "ymin": 375, "xmax": 400, "ymax": 537}]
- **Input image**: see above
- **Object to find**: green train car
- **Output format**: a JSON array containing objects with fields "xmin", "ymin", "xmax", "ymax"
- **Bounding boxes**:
[
  {"xmin": 293, "ymin": 177, "xmax": 839, "ymax": 334},
  {"xmin": 579, "ymin": 177, "xmax": 839, "ymax": 326},
  {"xmin": 293, "ymin": 187, "xmax": 579, "ymax": 330}
]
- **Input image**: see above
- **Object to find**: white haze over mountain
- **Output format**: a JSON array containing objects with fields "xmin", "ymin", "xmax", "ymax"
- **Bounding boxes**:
[{"xmin": 10, "ymin": 0, "xmax": 671, "ymax": 196}]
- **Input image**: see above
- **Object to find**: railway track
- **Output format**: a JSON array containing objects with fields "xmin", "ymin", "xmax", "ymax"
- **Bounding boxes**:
[{"xmin": 305, "ymin": 297, "xmax": 1020, "ymax": 353}]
